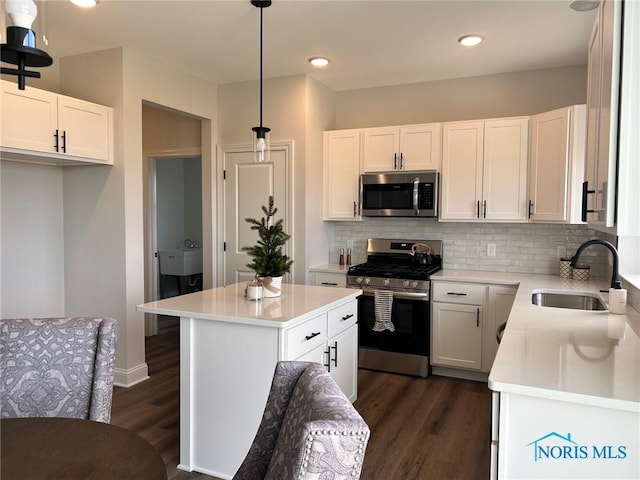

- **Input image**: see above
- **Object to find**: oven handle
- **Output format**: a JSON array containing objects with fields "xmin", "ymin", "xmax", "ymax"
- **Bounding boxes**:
[{"xmin": 359, "ymin": 290, "xmax": 429, "ymax": 301}]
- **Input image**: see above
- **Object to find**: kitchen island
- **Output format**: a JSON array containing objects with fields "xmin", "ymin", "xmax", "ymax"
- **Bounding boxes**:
[
  {"xmin": 137, "ymin": 282, "xmax": 361, "ymax": 479},
  {"xmin": 433, "ymin": 271, "xmax": 640, "ymax": 479}
]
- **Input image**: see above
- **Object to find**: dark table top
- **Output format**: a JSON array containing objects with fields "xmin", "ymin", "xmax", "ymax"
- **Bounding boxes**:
[{"xmin": 1, "ymin": 417, "xmax": 167, "ymax": 480}]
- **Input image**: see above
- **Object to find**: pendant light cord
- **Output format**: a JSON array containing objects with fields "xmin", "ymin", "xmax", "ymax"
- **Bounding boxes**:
[{"xmin": 259, "ymin": 5, "xmax": 264, "ymax": 128}]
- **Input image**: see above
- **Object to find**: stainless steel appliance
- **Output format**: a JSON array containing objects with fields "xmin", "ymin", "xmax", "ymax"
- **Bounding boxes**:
[
  {"xmin": 360, "ymin": 170, "xmax": 438, "ymax": 217},
  {"xmin": 347, "ymin": 238, "xmax": 443, "ymax": 377}
]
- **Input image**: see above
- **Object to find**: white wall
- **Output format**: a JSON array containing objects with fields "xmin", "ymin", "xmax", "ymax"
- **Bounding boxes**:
[
  {"xmin": 335, "ymin": 65, "xmax": 588, "ymax": 129},
  {"xmin": 56, "ymin": 47, "xmax": 217, "ymax": 387},
  {"xmin": 0, "ymin": 161, "xmax": 65, "ymax": 317}
]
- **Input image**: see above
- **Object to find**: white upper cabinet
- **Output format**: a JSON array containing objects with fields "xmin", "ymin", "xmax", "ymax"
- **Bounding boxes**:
[
  {"xmin": 362, "ymin": 123, "xmax": 441, "ymax": 172},
  {"xmin": 529, "ymin": 105, "xmax": 586, "ymax": 224},
  {"xmin": 440, "ymin": 117, "xmax": 528, "ymax": 221},
  {"xmin": 584, "ymin": 0, "xmax": 622, "ymax": 232},
  {"xmin": 1, "ymin": 80, "xmax": 113, "ymax": 165},
  {"xmin": 323, "ymin": 129, "xmax": 362, "ymax": 220}
]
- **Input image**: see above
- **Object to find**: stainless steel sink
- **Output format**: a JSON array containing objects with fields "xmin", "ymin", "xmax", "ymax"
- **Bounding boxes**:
[{"xmin": 531, "ymin": 290, "xmax": 608, "ymax": 311}]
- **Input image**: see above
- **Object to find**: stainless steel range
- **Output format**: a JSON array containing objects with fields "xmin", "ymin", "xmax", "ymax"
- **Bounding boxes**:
[{"xmin": 347, "ymin": 238, "xmax": 443, "ymax": 378}]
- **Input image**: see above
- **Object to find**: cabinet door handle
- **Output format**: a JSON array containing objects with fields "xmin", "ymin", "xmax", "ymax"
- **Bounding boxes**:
[
  {"xmin": 341, "ymin": 313, "xmax": 354, "ymax": 321},
  {"xmin": 581, "ymin": 181, "xmax": 596, "ymax": 222},
  {"xmin": 394, "ymin": 153, "xmax": 398, "ymax": 170},
  {"xmin": 324, "ymin": 348, "xmax": 331, "ymax": 372},
  {"xmin": 399, "ymin": 152, "xmax": 404, "ymax": 170},
  {"xmin": 53, "ymin": 129, "xmax": 59, "ymax": 152},
  {"xmin": 61, "ymin": 131, "xmax": 67, "ymax": 153},
  {"xmin": 321, "ymin": 282, "xmax": 338, "ymax": 286},
  {"xmin": 305, "ymin": 331, "xmax": 321, "ymax": 341},
  {"xmin": 331, "ymin": 341, "xmax": 338, "ymax": 367},
  {"xmin": 353, "ymin": 201, "xmax": 357, "ymax": 218},
  {"xmin": 483, "ymin": 200, "xmax": 487, "ymax": 219},
  {"xmin": 528, "ymin": 200, "xmax": 534, "ymax": 219},
  {"xmin": 476, "ymin": 200, "xmax": 480, "ymax": 219},
  {"xmin": 477, "ymin": 308, "xmax": 480, "ymax": 328},
  {"xmin": 446, "ymin": 292, "xmax": 467, "ymax": 296}
]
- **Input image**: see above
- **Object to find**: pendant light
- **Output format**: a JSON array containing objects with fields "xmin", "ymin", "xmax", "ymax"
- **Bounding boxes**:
[
  {"xmin": 1, "ymin": 0, "xmax": 53, "ymax": 90},
  {"xmin": 251, "ymin": 0, "xmax": 271, "ymax": 163}
]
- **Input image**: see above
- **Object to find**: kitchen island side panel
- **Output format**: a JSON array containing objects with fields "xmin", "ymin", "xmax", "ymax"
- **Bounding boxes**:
[
  {"xmin": 181, "ymin": 317, "xmax": 279, "ymax": 479},
  {"xmin": 499, "ymin": 392, "xmax": 639, "ymax": 480}
]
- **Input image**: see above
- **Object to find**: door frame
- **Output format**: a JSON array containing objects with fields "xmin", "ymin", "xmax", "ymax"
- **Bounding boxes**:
[
  {"xmin": 216, "ymin": 141, "xmax": 294, "ymax": 287},
  {"xmin": 143, "ymin": 147, "xmax": 202, "ymax": 336}
]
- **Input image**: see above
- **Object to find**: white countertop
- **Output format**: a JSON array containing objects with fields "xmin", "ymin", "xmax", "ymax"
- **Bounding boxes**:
[
  {"xmin": 137, "ymin": 282, "xmax": 361, "ymax": 329},
  {"xmin": 432, "ymin": 270, "xmax": 640, "ymax": 412},
  {"xmin": 308, "ymin": 264, "xmax": 351, "ymax": 274}
]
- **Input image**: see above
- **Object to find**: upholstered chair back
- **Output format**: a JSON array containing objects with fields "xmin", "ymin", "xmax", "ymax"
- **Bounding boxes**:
[
  {"xmin": 234, "ymin": 361, "xmax": 370, "ymax": 480},
  {"xmin": 0, "ymin": 317, "xmax": 117, "ymax": 423}
]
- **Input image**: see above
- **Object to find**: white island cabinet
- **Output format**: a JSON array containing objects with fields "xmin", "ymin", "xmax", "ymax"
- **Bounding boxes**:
[{"xmin": 137, "ymin": 283, "xmax": 361, "ymax": 479}]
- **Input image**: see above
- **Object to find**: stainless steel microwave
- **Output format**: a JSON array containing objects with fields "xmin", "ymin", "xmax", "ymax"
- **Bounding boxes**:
[{"xmin": 360, "ymin": 170, "xmax": 439, "ymax": 217}]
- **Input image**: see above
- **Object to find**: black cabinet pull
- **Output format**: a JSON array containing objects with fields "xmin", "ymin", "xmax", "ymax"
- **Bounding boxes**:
[
  {"xmin": 483, "ymin": 200, "xmax": 487, "ymax": 219},
  {"xmin": 476, "ymin": 200, "xmax": 480, "ymax": 218},
  {"xmin": 446, "ymin": 292, "xmax": 467, "ymax": 296},
  {"xmin": 394, "ymin": 153, "xmax": 398, "ymax": 170},
  {"xmin": 353, "ymin": 201, "xmax": 357, "ymax": 218},
  {"xmin": 324, "ymin": 348, "xmax": 331, "ymax": 372},
  {"xmin": 581, "ymin": 181, "xmax": 596, "ymax": 222},
  {"xmin": 476, "ymin": 308, "xmax": 480, "ymax": 328},
  {"xmin": 399, "ymin": 152, "xmax": 404, "ymax": 170},
  {"xmin": 304, "ymin": 331, "xmax": 321, "ymax": 341},
  {"xmin": 331, "ymin": 341, "xmax": 338, "ymax": 367},
  {"xmin": 61, "ymin": 131, "xmax": 67, "ymax": 153},
  {"xmin": 341, "ymin": 313, "xmax": 354, "ymax": 321},
  {"xmin": 528, "ymin": 200, "xmax": 534, "ymax": 219},
  {"xmin": 53, "ymin": 129, "xmax": 59, "ymax": 152},
  {"xmin": 321, "ymin": 282, "xmax": 338, "ymax": 286}
]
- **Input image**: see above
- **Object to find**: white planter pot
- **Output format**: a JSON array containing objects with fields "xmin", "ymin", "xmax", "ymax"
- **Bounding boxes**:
[{"xmin": 261, "ymin": 276, "xmax": 283, "ymax": 298}]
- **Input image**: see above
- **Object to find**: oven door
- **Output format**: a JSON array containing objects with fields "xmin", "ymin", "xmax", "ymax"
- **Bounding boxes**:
[{"xmin": 357, "ymin": 291, "xmax": 431, "ymax": 377}]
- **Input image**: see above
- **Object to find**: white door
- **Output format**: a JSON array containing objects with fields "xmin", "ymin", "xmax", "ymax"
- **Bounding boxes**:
[{"xmin": 221, "ymin": 143, "xmax": 291, "ymax": 286}]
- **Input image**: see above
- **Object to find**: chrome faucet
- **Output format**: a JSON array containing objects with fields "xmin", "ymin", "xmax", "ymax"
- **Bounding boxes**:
[{"xmin": 570, "ymin": 239, "xmax": 621, "ymax": 289}]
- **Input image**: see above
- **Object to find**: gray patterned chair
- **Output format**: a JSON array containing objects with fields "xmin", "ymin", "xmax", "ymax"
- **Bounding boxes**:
[
  {"xmin": 0, "ymin": 317, "xmax": 117, "ymax": 423},
  {"xmin": 234, "ymin": 361, "xmax": 370, "ymax": 480}
]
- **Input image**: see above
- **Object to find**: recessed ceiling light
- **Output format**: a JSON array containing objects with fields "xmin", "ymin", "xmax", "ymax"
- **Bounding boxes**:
[
  {"xmin": 70, "ymin": 0, "xmax": 98, "ymax": 7},
  {"xmin": 309, "ymin": 57, "xmax": 330, "ymax": 67},
  {"xmin": 458, "ymin": 34, "xmax": 484, "ymax": 47},
  {"xmin": 569, "ymin": 0, "xmax": 599, "ymax": 12}
]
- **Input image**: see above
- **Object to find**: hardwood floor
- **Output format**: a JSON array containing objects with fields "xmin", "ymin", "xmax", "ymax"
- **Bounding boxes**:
[{"xmin": 111, "ymin": 318, "xmax": 491, "ymax": 480}]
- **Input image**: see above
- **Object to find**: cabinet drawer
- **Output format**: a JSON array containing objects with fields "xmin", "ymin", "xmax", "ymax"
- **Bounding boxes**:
[
  {"xmin": 313, "ymin": 272, "xmax": 347, "ymax": 288},
  {"xmin": 432, "ymin": 282, "xmax": 486, "ymax": 305},
  {"xmin": 285, "ymin": 313, "xmax": 327, "ymax": 359},
  {"xmin": 328, "ymin": 301, "xmax": 357, "ymax": 338}
]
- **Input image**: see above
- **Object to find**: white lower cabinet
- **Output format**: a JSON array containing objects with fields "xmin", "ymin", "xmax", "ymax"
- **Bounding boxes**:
[
  {"xmin": 311, "ymin": 271, "xmax": 347, "ymax": 288},
  {"xmin": 431, "ymin": 279, "xmax": 516, "ymax": 375},
  {"xmin": 286, "ymin": 299, "xmax": 358, "ymax": 402}
]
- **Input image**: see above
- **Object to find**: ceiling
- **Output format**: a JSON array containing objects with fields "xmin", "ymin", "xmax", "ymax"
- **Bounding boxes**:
[{"xmin": 5, "ymin": 0, "xmax": 597, "ymax": 92}]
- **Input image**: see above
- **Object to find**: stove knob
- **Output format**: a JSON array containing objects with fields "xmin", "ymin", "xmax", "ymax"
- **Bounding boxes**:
[
  {"xmin": 356, "ymin": 277, "xmax": 363, "ymax": 284},
  {"xmin": 412, "ymin": 281, "xmax": 418, "ymax": 288},
  {"xmin": 364, "ymin": 277, "xmax": 371, "ymax": 285},
  {"xmin": 403, "ymin": 280, "xmax": 410, "ymax": 287},
  {"xmin": 383, "ymin": 279, "xmax": 390, "ymax": 286}
]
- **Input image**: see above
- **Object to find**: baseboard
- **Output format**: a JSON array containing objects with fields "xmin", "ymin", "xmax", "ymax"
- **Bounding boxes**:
[
  {"xmin": 431, "ymin": 365, "xmax": 489, "ymax": 383},
  {"xmin": 113, "ymin": 362, "xmax": 150, "ymax": 388}
]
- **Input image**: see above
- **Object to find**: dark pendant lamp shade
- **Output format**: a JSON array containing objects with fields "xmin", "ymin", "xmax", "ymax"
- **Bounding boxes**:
[
  {"xmin": 251, "ymin": 0, "xmax": 271, "ymax": 163},
  {"xmin": 1, "ymin": 0, "xmax": 53, "ymax": 90}
]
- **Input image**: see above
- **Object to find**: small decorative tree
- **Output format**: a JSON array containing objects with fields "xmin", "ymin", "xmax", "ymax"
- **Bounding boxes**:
[{"xmin": 242, "ymin": 196, "xmax": 293, "ymax": 278}]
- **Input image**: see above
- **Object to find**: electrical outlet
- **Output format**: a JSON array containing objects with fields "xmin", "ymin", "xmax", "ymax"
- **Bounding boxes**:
[
  {"xmin": 346, "ymin": 240, "xmax": 354, "ymax": 250},
  {"xmin": 487, "ymin": 243, "xmax": 496, "ymax": 257},
  {"xmin": 557, "ymin": 246, "xmax": 566, "ymax": 258}
]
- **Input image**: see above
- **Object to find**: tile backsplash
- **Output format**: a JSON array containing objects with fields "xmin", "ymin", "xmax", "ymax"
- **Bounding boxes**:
[{"xmin": 332, "ymin": 219, "xmax": 615, "ymax": 278}]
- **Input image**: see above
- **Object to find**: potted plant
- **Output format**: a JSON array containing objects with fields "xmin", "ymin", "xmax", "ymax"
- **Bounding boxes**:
[{"xmin": 242, "ymin": 196, "xmax": 293, "ymax": 297}]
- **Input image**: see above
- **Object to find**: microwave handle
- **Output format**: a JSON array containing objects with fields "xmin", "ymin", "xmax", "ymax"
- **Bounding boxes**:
[{"xmin": 413, "ymin": 177, "xmax": 420, "ymax": 215}]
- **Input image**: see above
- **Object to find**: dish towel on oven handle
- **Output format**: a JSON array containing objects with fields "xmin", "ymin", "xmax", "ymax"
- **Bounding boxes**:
[{"xmin": 373, "ymin": 290, "xmax": 395, "ymax": 332}]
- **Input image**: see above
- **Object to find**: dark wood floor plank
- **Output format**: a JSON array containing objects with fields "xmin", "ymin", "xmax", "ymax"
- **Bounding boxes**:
[{"xmin": 111, "ymin": 318, "xmax": 491, "ymax": 480}]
